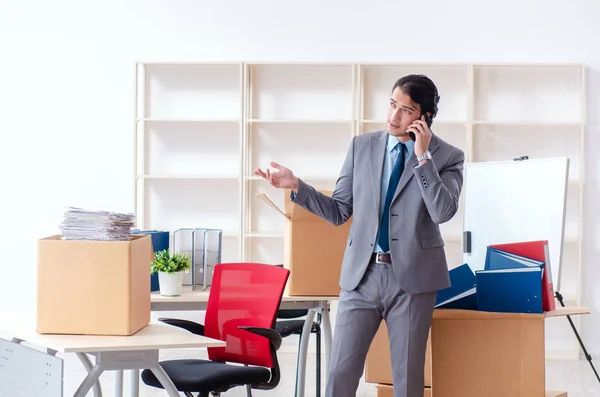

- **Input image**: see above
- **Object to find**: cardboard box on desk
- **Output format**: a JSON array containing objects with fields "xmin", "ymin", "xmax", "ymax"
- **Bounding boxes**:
[
  {"xmin": 368, "ymin": 308, "xmax": 586, "ymax": 397},
  {"xmin": 37, "ymin": 234, "xmax": 153, "ymax": 336},
  {"xmin": 257, "ymin": 190, "xmax": 351, "ymax": 296}
]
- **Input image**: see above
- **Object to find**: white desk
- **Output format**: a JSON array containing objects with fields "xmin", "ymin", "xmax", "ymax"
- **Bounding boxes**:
[
  {"xmin": 151, "ymin": 287, "xmax": 337, "ymax": 397},
  {"xmin": 0, "ymin": 310, "xmax": 225, "ymax": 397}
]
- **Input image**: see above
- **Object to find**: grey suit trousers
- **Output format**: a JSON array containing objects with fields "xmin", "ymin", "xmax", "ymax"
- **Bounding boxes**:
[{"xmin": 326, "ymin": 260, "xmax": 436, "ymax": 397}]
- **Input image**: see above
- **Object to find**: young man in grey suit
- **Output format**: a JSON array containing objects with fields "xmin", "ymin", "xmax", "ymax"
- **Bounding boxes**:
[{"xmin": 255, "ymin": 74, "xmax": 465, "ymax": 397}]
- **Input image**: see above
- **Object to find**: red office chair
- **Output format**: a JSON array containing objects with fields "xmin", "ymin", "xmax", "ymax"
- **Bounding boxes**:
[{"xmin": 141, "ymin": 263, "xmax": 290, "ymax": 397}]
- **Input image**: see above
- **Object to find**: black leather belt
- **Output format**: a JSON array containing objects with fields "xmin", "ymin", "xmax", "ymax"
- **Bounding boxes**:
[{"xmin": 371, "ymin": 253, "xmax": 391, "ymax": 264}]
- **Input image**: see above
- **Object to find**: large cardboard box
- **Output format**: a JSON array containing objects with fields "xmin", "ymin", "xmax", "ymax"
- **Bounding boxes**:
[
  {"xmin": 257, "ymin": 190, "xmax": 351, "ymax": 296},
  {"xmin": 376, "ymin": 384, "xmax": 431, "ymax": 397},
  {"xmin": 366, "ymin": 321, "xmax": 432, "ymax": 386},
  {"xmin": 37, "ymin": 234, "xmax": 154, "ymax": 335},
  {"xmin": 376, "ymin": 384, "xmax": 566, "ymax": 397},
  {"xmin": 368, "ymin": 308, "xmax": 586, "ymax": 397}
]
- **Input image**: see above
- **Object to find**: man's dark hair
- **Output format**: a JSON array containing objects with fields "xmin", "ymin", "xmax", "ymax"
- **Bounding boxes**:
[{"xmin": 392, "ymin": 74, "xmax": 440, "ymax": 119}]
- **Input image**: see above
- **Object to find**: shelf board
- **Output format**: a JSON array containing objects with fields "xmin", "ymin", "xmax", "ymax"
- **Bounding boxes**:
[
  {"xmin": 247, "ymin": 119, "xmax": 352, "ymax": 124},
  {"xmin": 245, "ymin": 232, "xmax": 284, "ymax": 238},
  {"xmin": 245, "ymin": 175, "xmax": 338, "ymax": 181},
  {"xmin": 360, "ymin": 120, "xmax": 467, "ymax": 126},
  {"xmin": 472, "ymin": 121, "xmax": 581, "ymax": 127},
  {"xmin": 138, "ymin": 118, "xmax": 240, "ymax": 123},
  {"xmin": 138, "ymin": 174, "xmax": 240, "ymax": 180}
]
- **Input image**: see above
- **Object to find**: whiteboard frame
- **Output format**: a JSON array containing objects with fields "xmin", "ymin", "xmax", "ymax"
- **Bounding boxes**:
[{"xmin": 461, "ymin": 157, "xmax": 569, "ymax": 292}]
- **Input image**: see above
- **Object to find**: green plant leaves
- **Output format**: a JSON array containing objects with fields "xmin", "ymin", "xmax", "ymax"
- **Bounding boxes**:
[{"xmin": 150, "ymin": 249, "xmax": 192, "ymax": 275}]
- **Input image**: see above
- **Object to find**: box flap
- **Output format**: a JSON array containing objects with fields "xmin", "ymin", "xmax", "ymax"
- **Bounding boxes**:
[
  {"xmin": 283, "ymin": 189, "xmax": 334, "ymax": 222},
  {"xmin": 544, "ymin": 306, "xmax": 590, "ymax": 318},
  {"xmin": 255, "ymin": 193, "xmax": 289, "ymax": 219}
]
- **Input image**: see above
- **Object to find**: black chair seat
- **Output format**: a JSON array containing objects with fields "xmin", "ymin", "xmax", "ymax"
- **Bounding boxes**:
[
  {"xmin": 141, "ymin": 359, "xmax": 271, "ymax": 393},
  {"xmin": 274, "ymin": 319, "xmax": 320, "ymax": 338}
]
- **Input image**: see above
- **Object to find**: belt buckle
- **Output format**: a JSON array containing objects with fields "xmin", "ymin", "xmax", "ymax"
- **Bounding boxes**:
[{"xmin": 375, "ymin": 253, "xmax": 388, "ymax": 264}]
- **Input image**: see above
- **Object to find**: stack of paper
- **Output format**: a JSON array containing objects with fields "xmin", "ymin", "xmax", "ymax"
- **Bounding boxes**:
[{"xmin": 60, "ymin": 207, "xmax": 136, "ymax": 241}]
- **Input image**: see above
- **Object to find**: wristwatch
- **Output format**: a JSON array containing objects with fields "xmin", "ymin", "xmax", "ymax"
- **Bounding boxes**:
[{"xmin": 416, "ymin": 150, "xmax": 432, "ymax": 162}]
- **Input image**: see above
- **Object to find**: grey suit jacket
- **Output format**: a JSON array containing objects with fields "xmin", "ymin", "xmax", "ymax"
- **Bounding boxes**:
[{"xmin": 292, "ymin": 130, "xmax": 465, "ymax": 294}]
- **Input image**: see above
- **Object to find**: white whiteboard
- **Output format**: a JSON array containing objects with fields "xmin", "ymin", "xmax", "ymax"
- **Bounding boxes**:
[{"xmin": 461, "ymin": 157, "xmax": 569, "ymax": 291}]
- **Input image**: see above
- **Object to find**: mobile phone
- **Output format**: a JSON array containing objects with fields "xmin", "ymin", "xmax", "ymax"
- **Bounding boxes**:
[{"xmin": 408, "ymin": 113, "xmax": 432, "ymax": 141}]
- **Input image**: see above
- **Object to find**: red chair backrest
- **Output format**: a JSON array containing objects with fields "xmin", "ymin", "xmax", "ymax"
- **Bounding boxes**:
[{"xmin": 204, "ymin": 263, "xmax": 290, "ymax": 368}]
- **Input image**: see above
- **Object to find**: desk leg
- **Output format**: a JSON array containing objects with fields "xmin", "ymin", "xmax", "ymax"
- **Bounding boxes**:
[
  {"xmin": 150, "ymin": 363, "xmax": 182, "ymax": 397},
  {"xmin": 131, "ymin": 369, "xmax": 140, "ymax": 397},
  {"xmin": 73, "ymin": 364, "xmax": 104, "ymax": 397},
  {"xmin": 76, "ymin": 353, "xmax": 103, "ymax": 397},
  {"xmin": 295, "ymin": 308, "xmax": 316, "ymax": 397},
  {"xmin": 115, "ymin": 370, "xmax": 124, "ymax": 397},
  {"xmin": 320, "ymin": 302, "xmax": 333, "ymax": 375}
]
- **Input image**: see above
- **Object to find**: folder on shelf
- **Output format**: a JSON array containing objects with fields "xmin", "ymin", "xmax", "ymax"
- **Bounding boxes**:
[
  {"xmin": 486, "ymin": 240, "xmax": 555, "ymax": 311},
  {"xmin": 173, "ymin": 228, "xmax": 194, "ymax": 286},
  {"xmin": 476, "ymin": 266, "xmax": 543, "ymax": 314},
  {"xmin": 435, "ymin": 263, "xmax": 478, "ymax": 310},
  {"xmin": 131, "ymin": 229, "xmax": 169, "ymax": 292},
  {"xmin": 192, "ymin": 228, "xmax": 207, "ymax": 288},
  {"xmin": 201, "ymin": 229, "xmax": 222, "ymax": 289}
]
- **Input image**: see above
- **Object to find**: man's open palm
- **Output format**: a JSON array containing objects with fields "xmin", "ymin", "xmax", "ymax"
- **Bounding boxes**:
[{"xmin": 254, "ymin": 161, "xmax": 299, "ymax": 190}]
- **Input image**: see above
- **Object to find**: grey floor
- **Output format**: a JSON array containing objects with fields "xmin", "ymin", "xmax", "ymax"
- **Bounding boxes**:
[{"xmin": 58, "ymin": 333, "xmax": 600, "ymax": 397}]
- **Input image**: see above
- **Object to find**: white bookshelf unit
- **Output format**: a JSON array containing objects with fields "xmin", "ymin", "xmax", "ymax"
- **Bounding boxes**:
[{"xmin": 134, "ymin": 62, "xmax": 585, "ymax": 358}]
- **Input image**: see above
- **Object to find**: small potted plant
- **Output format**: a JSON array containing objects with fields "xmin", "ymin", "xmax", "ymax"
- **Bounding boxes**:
[{"xmin": 151, "ymin": 249, "xmax": 191, "ymax": 296}]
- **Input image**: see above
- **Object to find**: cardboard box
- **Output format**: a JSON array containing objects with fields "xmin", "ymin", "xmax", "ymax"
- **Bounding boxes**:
[
  {"xmin": 376, "ymin": 384, "xmax": 565, "ymax": 397},
  {"xmin": 376, "ymin": 384, "xmax": 431, "ymax": 397},
  {"xmin": 366, "ymin": 308, "xmax": 586, "ymax": 397},
  {"xmin": 365, "ymin": 321, "xmax": 432, "ymax": 386},
  {"xmin": 257, "ymin": 190, "xmax": 351, "ymax": 296},
  {"xmin": 37, "ymin": 234, "xmax": 153, "ymax": 335}
]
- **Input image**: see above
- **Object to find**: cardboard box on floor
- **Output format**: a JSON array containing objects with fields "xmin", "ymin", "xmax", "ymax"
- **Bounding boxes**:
[
  {"xmin": 256, "ymin": 189, "xmax": 351, "ymax": 296},
  {"xmin": 366, "ymin": 321, "xmax": 432, "ymax": 386},
  {"xmin": 376, "ymin": 384, "xmax": 431, "ymax": 397},
  {"xmin": 37, "ymin": 234, "xmax": 154, "ymax": 336},
  {"xmin": 366, "ymin": 307, "xmax": 587, "ymax": 397},
  {"xmin": 375, "ymin": 384, "xmax": 566, "ymax": 397}
]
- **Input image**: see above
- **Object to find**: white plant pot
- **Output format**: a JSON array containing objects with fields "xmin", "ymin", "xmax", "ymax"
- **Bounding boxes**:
[{"xmin": 158, "ymin": 271, "xmax": 184, "ymax": 296}]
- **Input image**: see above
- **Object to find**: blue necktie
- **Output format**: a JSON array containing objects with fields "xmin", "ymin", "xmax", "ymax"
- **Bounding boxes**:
[{"xmin": 377, "ymin": 143, "xmax": 406, "ymax": 253}]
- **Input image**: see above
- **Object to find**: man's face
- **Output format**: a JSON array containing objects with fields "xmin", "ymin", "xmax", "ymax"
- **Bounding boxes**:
[{"xmin": 386, "ymin": 87, "xmax": 422, "ymax": 142}]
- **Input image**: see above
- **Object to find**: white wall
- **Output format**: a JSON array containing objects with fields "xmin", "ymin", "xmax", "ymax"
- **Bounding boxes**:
[{"xmin": 1, "ymin": 0, "xmax": 599, "ymax": 356}]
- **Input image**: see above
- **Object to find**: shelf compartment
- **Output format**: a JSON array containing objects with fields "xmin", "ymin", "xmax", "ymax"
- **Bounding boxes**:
[
  {"xmin": 360, "ymin": 64, "xmax": 469, "ymax": 122},
  {"xmin": 221, "ymin": 235, "xmax": 242, "ymax": 263},
  {"xmin": 143, "ymin": 63, "xmax": 242, "ymax": 120},
  {"xmin": 248, "ymin": 180, "xmax": 287, "ymax": 235},
  {"xmin": 556, "ymin": 240, "xmax": 580, "ymax": 301},
  {"xmin": 473, "ymin": 65, "xmax": 583, "ymax": 123},
  {"xmin": 249, "ymin": 64, "xmax": 354, "ymax": 121},
  {"xmin": 142, "ymin": 178, "xmax": 240, "ymax": 232},
  {"xmin": 143, "ymin": 120, "xmax": 240, "ymax": 178},
  {"xmin": 471, "ymin": 124, "xmax": 581, "ymax": 182},
  {"xmin": 246, "ymin": 236, "xmax": 284, "ymax": 265},
  {"xmin": 445, "ymin": 240, "xmax": 465, "ymax": 270},
  {"xmin": 249, "ymin": 121, "xmax": 352, "ymax": 180}
]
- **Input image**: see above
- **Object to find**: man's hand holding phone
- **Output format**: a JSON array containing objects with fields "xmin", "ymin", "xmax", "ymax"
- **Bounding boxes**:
[
  {"xmin": 254, "ymin": 161, "xmax": 300, "ymax": 192},
  {"xmin": 408, "ymin": 114, "xmax": 433, "ymax": 164}
]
